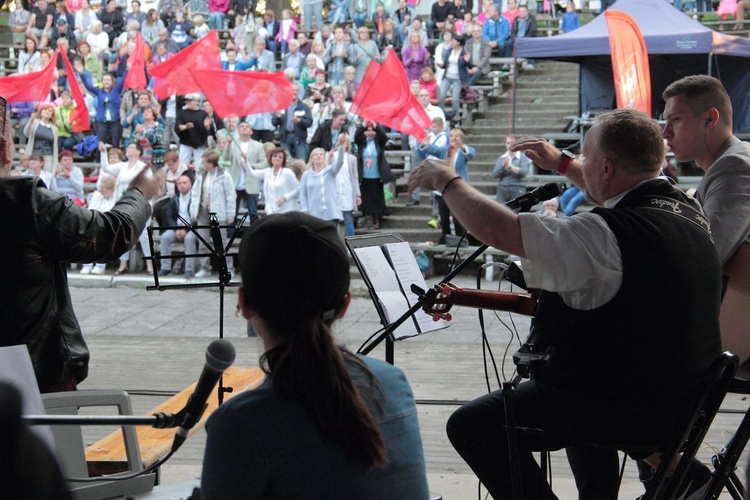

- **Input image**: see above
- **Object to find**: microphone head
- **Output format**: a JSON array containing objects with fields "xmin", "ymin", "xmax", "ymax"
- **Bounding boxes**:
[
  {"xmin": 205, "ymin": 339, "xmax": 236, "ymax": 373},
  {"xmin": 535, "ymin": 183, "xmax": 563, "ymax": 201}
]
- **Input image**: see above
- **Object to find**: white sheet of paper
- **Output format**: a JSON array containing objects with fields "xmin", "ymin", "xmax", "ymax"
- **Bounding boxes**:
[
  {"xmin": 383, "ymin": 241, "xmax": 447, "ymax": 333},
  {"xmin": 354, "ymin": 246, "xmax": 418, "ymax": 338},
  {"xmin": 0, "ymin": 345, "xmax": 56, "ymax": 451}
]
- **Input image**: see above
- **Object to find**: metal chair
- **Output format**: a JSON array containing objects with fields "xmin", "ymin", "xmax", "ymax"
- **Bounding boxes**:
[
  {"xmin": 42, "ymin": 390, "xmax": 156, "ymax": 500},
  {"xmin": 639, "ymin": 352, "xmax": 739, "ymax": 500},
  {"xmin": 702, "ymin": 373, "xmax": 750, "ymax": 499}
]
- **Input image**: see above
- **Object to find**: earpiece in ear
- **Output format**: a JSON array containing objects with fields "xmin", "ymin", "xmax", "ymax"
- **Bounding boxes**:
[{"xmin": 705, "ymin": 118, "xmax": 711, "ymax": 126}]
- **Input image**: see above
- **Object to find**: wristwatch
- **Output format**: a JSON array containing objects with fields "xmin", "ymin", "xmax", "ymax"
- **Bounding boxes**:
[{"xmin": 555, "ymin": 150, "xmax": 576, "ymax": 175}]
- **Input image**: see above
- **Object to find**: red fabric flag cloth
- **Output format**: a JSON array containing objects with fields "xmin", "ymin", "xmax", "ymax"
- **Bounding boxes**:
[
  {"xmin": 189, "ymin": 69, "xmax": 295, "ymax": 118},
  {"xmin": 0, "ymin": 50, "xmax": 58, "ymax": 103},
  {"xmin": 150, "ymin": 30, "xmax": 221, "ymax": 99},
  {"xmin": 350, "ymin": 50, "xmax": 431, "ymax": 141},
  {"xmin": 59, "ymin": 49, "xmax": 90, "ymax": 133},
  {"xmin": 123, "ymin": 32, "xmax": 148, "ymax": 91},
  {"xmin": 604, "ymin": 10, "xmax": 652, "ymax": 115}
]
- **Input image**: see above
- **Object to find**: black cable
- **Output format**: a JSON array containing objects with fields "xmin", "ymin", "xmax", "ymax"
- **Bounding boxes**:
[{"xmin": 357, "ymin": 326, "xmax": 386, "ymax": 353}]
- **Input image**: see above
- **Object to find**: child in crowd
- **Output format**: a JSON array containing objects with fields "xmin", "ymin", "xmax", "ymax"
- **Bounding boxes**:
[
  {"xmin": 560, "ymin": 1, "xmax": 580, "ymax": 33},
  {"xmin": 193, "ymin": 15, "xmax": 210, "ymax": 40},
  {"xmin": 277, "ymin": 8, "xmax": 298, "ymax": 54}
]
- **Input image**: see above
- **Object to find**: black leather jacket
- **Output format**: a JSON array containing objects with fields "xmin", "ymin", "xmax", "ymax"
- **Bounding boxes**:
[{"xmin": 0, "ymin": 177, "xmax": 151, "ymax": 391}]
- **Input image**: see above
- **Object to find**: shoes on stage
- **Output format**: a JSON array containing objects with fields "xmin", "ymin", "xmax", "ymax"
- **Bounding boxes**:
[
  {"xmin": 90, "ymin": 266, "xmax": 105, "ymax": 275},
  {"xmin": 79, "ymin": 266, "xmax": 91, "ymax": 275},
  {"xmin": 184, "ymin": 271, "xmax": 194, "ymax": 278},
  {"xmin": 114, "ymin": 267, "xmax": 128, "ymax": 276},
  {"xmin": 157, "ymin": 270, "xmax": 171, "ymax": 276},
  {"xmin": 194, "ymin": 269, "xmax": 211, "ymax": 278}
]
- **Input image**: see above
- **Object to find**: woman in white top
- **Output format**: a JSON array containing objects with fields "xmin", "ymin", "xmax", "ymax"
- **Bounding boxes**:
[
  {"xmin": 299, "ymin": 146, "xmax": 345, "ymax": 224},
  {"xmin": 333, "ymin": 133, "xmax": 360, "ymax": 237},
  {"xmin": 98, "ymin": 141, "xmax": 154, "ymax": 274},
  {"xmin": 74, "ymin": 0, "xmax": 99, "ymax": 42},
  {"xmin": 247, "ymin": 147, "xmax": 300, "ymax": 214},
  {"xmin": 18, "ymin": 37, "xmax": 40, "ymax": 75}
]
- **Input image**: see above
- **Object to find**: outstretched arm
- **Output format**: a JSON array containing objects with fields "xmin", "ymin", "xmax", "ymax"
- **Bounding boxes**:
[{"xmin": 510, "ymin": 137, "xmax": 586, "ymax": 191}]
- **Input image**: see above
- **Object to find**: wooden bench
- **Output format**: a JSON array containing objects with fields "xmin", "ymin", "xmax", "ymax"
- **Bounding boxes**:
[{"xmin": 85, "ymin": 366, "xmax": 265, "ymax": 475}]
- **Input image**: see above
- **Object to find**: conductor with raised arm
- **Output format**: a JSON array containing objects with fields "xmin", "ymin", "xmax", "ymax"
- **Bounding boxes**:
[
  {"xmin": 409, "ymin": 108, "xmax": 722, "ymax": 499},
  {"xmin": 0, "ymin": 107, "xmax": 162, "ymax": 393}
]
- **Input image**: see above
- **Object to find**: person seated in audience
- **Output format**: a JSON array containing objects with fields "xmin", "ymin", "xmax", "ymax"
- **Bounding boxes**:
[
  {"xmin": 24, "ymin": 154, "xmax": 56, "ymax": 190},
  {"xmin": 201, "ymin": 211, "xmax": 430, "ymax": 498},
  {"xmin": 79, "ymin": 176, "xmax": 117, "ymax": 275},
  {"xmin": 371, "ymin": 1, "xmax": 391, "ymax": 36},
  {"xmin": 155, "ymin": 26, "xmax": 180, "ymax": 54},
  {"xmin": 168, "ymin": 9, "xmax": 193, "ymax": 49},
  {"xmin": 9, "ymin": 0, "xmax": 31, "ymax": 46},
  {"xmin": 160, "ymin": 150, "xmax": 188, "ymax": 197},
  {"xmin": 26, "ymin": 0, "xmax": 54, "ymax": 49},
  {"xmin": 378, "ymin": 17, "xmax": 402, "ymax": 59},
  {"xmin": 419, "ymin": 66, "xmax": 440, "ymax": 106},
  {"xmin": 403, "ymin": 17, "xmax": 428, "ymax": 47},
  {"xmin": 18, "ymin": 37, "xmax": 41, "ymax": 76},
  {"xmin": 503, "ymin": 0, "xmax": 521, "ymax": 25},
  {"xmin": 158, "ymin": 172, "xmax": 198, "ymax": 276},
  {"xmin": 141, "ymin": 8, "xmax": 164, "ymax": 47},
  {"xmin": 304, "ymin": 70, "xmax": 333, "ymax": 105},
  {"xmin": 482, "ymin": 4, "xmax": 511, "ymax": 57},
  {"xmin": 342, "ymin": 65, "xmax": 359, "ymax": 101},
  {"xmin": 393, "ymin": 0, "xmax": 413, "ymax": 41},
  {"xmin": 402, "ymin": 31, "xmax": 430, "ymax": 83},
  {"xmin": 464, "ymin": 24, "xmax": 492, "ymax": 86},
  {"xmin": 282, "ymin": 39, "xmax": 306, "ymax": 78},
  {"xmin": 248, "ymin": 37, "xmax": 276, "ymax": 72},
  {"xmin": 99, "ymin": 0, "xmax": 125, "ymax": 48},
  {"xmin": 192, "ymin": 14, "xmax": 210, "ymax": 40},
  {"xmin": 53, "ymin": 150, "xmax": 85, "ymax": 206},
  {"xmin": 324, "ymin": 26, "xmax": 354, "ymax": 87},
  {"xmin": 74, "ymin": 0, "xmax": 99, "ymax": 43}
]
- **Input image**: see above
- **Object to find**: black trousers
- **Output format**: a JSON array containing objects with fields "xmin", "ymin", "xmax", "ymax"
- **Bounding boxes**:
[{"xmin": 447, "ymin": 379, "xmax": 673, "ymax": 499}]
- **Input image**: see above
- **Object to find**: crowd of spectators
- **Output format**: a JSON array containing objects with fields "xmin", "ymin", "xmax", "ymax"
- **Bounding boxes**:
[{"xmin": 9, "ymin": 0, "xmax": 725, "ymax": 270}]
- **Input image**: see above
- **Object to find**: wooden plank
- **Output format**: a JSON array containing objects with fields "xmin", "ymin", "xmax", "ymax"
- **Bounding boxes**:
[{"xmin": 85, "ymin": 366, "xmax": 265, "ymax": 473}]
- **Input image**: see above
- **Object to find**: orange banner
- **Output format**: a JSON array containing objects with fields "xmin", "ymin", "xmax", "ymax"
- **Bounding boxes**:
[{"xmin": 604, "ymin": 11, "xmax": 651, "ymax": 115}]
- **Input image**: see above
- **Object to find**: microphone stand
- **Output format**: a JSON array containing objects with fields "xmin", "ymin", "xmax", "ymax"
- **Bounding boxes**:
[{"xmin": 146, "ymin": 212, "xmax": 247, "ymax": 406}]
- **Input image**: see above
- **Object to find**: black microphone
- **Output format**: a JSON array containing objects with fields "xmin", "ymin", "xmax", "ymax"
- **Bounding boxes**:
[
  {"xmin": 171, "ymin": 339, "xmax": 236, "ymax": 452},
  {"xmin": 505, "ymin": 183, "xmax": 562, "ymax": 211}
]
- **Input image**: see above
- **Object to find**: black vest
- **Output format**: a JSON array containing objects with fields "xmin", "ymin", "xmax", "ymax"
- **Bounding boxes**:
[{"xmin": 531, "ymin": 180, "xmax": 722, "ymax": 412}]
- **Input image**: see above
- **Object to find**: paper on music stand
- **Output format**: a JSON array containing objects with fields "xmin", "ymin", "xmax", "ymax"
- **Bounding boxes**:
[
  {"xmin": 0, "ymin": 345, "xmax": 56, "ymax": 452},
  {"xmin": 353, "ymin": 246, "xmax": 418, "ymax": 338},
  {"xmin": 383, "ymin": 241, "xmax": 446, "ymax": 333}
]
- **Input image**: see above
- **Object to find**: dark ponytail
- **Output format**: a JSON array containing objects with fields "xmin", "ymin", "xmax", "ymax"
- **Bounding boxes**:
[{"xmin": 260, "ymin": 314, "xmax": 388, "ymax": 468}]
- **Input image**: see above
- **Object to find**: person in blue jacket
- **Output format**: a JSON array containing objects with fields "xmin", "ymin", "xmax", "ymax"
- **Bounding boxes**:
[{"xmin": 79, "ymin": 69, "xmax": 127, "ymax": 152}]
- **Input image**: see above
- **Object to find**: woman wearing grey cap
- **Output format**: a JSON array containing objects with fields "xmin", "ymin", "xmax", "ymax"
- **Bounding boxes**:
[{"xmin": 201, "ymin": 212, "xmax": 430, "ymax": 499}]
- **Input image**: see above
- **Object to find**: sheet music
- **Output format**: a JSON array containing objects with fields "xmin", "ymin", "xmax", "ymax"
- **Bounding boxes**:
[
  {"xmin": 353, "ymin": 246, "xmax": 418, "ymax": 338},
  {"xmin": 383, "ymin": 241, "xmax": 446, "ymax": 333}
]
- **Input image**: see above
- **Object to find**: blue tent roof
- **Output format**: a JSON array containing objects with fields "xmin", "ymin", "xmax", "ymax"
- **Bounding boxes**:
[
  {"xmin": 514, "ymin": 0, "xmax": 750, "ymax": 131},
  {"xmin": 516, "ymin": 0, "xmax": 750, "ymax": 58}
]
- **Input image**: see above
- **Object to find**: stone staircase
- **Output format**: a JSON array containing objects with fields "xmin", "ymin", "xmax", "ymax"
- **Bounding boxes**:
[{"xmin": 375, "ymin": 60, "xmax": 581, "ymax": 244}]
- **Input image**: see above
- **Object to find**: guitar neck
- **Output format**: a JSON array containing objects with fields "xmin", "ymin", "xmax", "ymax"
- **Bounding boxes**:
[{"xmin": 450, "ymin": 289, "xmax": 537, "ymax": 317}]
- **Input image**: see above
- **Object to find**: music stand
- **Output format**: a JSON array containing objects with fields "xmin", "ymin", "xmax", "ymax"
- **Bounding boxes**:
[{"xmin": 145, "ymin": 212, "xmax": 247, "ymax": 405}]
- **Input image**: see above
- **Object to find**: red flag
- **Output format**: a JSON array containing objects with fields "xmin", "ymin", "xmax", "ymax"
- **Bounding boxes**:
[
  {"xmin": 150, "ymin": 30, "xmax": 222, "ymax": 99},
  {"xmin": 190, "ymin": 69, "xmax": 294, "ymax": 118},
  {"xmin": 59, "ymin": 48, "xmax": 90, "ymax": 133},
  {"xmin": 0, "ymin": 50, "xmax": 58, "ymax": 103},
  {"xmin": 123, "ymin": 32, "xmax": 148, "ymax": 90},
  {"xmin": 350, "ymin": 50, "xmax": 431, "ymax": 140},
  {"xmin": 604, "ymin": 11, "xmax": 651, "ymax": 115}
]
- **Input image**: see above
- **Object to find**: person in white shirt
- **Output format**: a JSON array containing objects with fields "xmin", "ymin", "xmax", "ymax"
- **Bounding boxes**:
[
  {"xmin": 80, "ymin": 176, "xmax": 117, "ymax": 274},
  {"xmin": 247, "ymin": 147, "xmax": 301, "ymax": 214}
]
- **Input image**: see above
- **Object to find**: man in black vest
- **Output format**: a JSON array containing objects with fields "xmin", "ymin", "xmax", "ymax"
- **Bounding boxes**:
[{"xmin": 408, "ymin": 108, "xmax": 722, "ymax": 499}]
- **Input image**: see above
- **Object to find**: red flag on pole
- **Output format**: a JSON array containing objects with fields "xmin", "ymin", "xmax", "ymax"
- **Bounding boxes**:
[
  {"xmin": 149, "ymin": 30, "xmax": 222, "ymax": 99},
  {"xmin": 0, "ymin": 50, "xmax": 58, "ymax": 103},
  {"xmin": 604, "ymin": 11, "xmax": 651, "ymax": 115},
  {"xmin": 350, "ymin": 50, "xmax": 431, "ymax": 140},
  {"xmin": 123, "ymin": 32, "xmax": 148, "ymax": 91},
  {"xmin": 59, "ymin": 48, "xmax": 90, "ymax": 133},
  {"xmin": 189, "ymin": 69, "xmax": 294, "ymax": 118}
]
